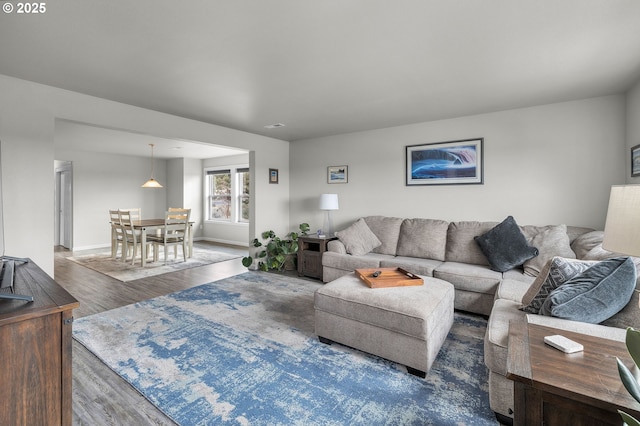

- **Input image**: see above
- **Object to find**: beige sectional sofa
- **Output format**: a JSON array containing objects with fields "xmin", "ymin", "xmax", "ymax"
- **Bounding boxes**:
[{"xmin": 321, "ymin": 215, "xmax": 638, "ymax": 422}]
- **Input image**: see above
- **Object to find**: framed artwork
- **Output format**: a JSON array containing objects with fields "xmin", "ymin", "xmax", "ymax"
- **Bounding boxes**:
[
  {"xmin": 269, "ymin": 168, "xmax": 279, "ymax": 184},
  {"xmin": 632, "ymin": 144, "xmax": 640, "ymax": 177},
  {"xmin": 327, "ymin": 165, "xmax": 348, "ymax": 184},
  {"xmin": 406, "ymin": 138, "xmax": 484, "ymax": 186}
]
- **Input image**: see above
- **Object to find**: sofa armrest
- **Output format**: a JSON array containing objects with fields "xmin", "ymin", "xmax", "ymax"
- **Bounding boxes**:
[{"xmin": 327, "ymin": 239, "xmax": 347, "ymax": 255}]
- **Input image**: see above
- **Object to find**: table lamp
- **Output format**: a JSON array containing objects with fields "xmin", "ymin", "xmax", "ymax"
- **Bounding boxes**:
[
  {"xmin": 319, "ymin": 193, "xmax": 339, "ymax": 236},
  {"xmin": 603, "ymin": 185, "xmax": 640, "ymax": 257}
]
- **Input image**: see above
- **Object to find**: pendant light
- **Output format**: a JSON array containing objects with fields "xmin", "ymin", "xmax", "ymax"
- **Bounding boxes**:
[{"xmin": 141, "ymin": 143, "xmax": 163, "ymax": 188}]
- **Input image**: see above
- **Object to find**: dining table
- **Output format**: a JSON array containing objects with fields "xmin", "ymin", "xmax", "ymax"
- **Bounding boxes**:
[{"xmin": 111, "ymin": 219, "xmax": 194, "ymax": 267}]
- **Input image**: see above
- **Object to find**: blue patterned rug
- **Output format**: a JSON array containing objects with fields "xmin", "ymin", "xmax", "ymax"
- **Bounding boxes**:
[{"xmin": 73, "ymin": 272, "xmax": 497, "ymax": 425}]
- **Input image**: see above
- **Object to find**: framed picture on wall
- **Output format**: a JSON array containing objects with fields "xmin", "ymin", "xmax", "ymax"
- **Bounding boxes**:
[
  {"xmin": 269, "ymin": 168, "xmax": 279, "ymax": 184},
  {"xmin": 327, "ymin": 165, "xmax": 348, "ymax": 184},
  {"xmin": 632, "ymin": 144, "xmax": 640, "ymax": 177},
  {"xmin": 406, "ymin": 138, "xmax": 484, "ymax": 186}
]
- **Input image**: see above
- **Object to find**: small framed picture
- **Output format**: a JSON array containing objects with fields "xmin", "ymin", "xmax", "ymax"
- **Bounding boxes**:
[
  {"xmin": 269, "ymin": 168, "xmax": 279, "ymax": 184},
  {"xmin": 327, "ymin": 165, "xmax": 348, "ymax": 184},
  {"xmin": 632, "ymin": 144, "xmax": 640, "ymax": 177}
]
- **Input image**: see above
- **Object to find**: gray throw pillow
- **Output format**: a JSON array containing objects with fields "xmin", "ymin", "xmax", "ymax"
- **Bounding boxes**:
[
  {"xmin": 522, "ymin": 224, "xmax": 576, "ymax": 277},
  {"xmin": 474, "ymin": 216, "xmax": 539, "ymax": 272},
  {"xmin": 540, "ymin": 257, "xmax": 637, "ymax": 323},
  {"xmin": 335, "ymin": 218, "xmax": 382, "ymax": 256},
  {"xmin": 521, "ymin": 257, "xmax": 595, "ymax": 314}
]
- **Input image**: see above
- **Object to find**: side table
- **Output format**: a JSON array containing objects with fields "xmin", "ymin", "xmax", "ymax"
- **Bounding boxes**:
[
  {"xmin": 506, "ymin": 321, "xmax": 640, "ymax": 425},
  {"xmin": 297, "ymin": 235, "xmax": 337, "ymax": 280}
]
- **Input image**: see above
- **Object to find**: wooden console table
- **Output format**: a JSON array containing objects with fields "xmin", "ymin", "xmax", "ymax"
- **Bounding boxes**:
[
  {"xmin": 0, "ymin": 260, "xmax": 79, "ymax": 426},
  {"xmin": 507, "ymin": 321, "xmax": 640, "ymax": 425}
]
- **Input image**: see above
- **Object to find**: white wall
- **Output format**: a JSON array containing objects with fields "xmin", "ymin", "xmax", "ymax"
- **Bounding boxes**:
[
  {"xmin": 202, "ymin": 154, "xmax": 250, "ymax": 246},
  {"xmin": 627, "ymin": 78, "xmax": 640, "ymax": 183},
  {"xmin": 183, "ymin": 158, "xmax": 204, "ymax": 239},
  {"xmin": 290, "ymin": 96, "xmax": 627, "ymax": 232},
  {"xmin": 0, "ymin": 74, "xmax": 290, "ymax": 276},
  {"xmin": 167, "ymin": 158, "xmax": 185, "ymax": 210},
  {"xmin": 53, "ymin": 149, "xmax": 169, "ymax": 250}
]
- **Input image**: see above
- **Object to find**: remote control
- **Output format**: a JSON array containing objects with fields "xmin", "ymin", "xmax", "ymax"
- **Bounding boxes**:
[{"xmin": 544, "ymin": 335, "xmax": 584, "ymax": 353}]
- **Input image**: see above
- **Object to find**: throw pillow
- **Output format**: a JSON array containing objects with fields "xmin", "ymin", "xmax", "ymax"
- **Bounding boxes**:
[
  {"xmin": 335, "ymin": 218, "xmax": 382, "ymax": 256},
  {"xmin": 601, "ymin": 289, "xmax": 640, "ymax": 329},
  {"xmin": 540, "ymin": 257, "xmax": 636, "ymax": 323},
  {"xmin": 520, "ymin": 256, "xmax": 595, "ymax": 314},
  {"xmin": 522, "ymin": 225, "xmax": 575, "ymax": 277},
  {"xmin": 474, "ymin": 216, "xmax": 539, "ymax": 272}
]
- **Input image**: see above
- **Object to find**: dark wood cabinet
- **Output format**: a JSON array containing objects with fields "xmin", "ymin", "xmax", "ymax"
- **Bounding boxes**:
[
  {"xmin": 507, "ymin": 321, "xmax": 640, "ymax": 425},
  {"xmin": 297, "ymin": 236, "xmax": 336, "ymax": 281},
  {"xmin": 0, "ymin": 260, "xmax": 79, "ymax": 426}
]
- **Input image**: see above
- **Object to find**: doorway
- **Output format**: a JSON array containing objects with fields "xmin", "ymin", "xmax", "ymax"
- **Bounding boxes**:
[{"xmin": 55, "ymin": 161, "xmax": 73, "ymax": 249}]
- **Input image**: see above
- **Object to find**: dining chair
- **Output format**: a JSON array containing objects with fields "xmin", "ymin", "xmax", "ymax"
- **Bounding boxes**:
[
  {"xmin": 168, "ymin": 208, "xmax": 192, "ymax": 256},
  {"xmin": 109, "ymin": 209, "xmax": 126, "ymax": 259},
  {"xmin": 120, "ymin": 208, "xmax": 141, "ymax": 222},
  {"xmin": 148, "ymin": 209, "xmax": 191, "ymax": 265},
  {"xmin": 118, "ymin": 209, "xmax": 152, "ymax": 265}
]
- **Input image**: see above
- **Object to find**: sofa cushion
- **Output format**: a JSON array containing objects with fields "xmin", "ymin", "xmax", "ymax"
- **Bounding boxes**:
[
  {"xmin": 474, "ymin": 216, "xmax": 539, "ymax": 272},
  {"xmin": 495, "ymin": 278, "xmax": 534, "ymax": 303},
  {"xmin": 396, "ymin": 218, "xmax": 449, "ymax": 261},
  {"xmin": 446, "ymin": 221, "xmax": 498, "ymax": 266},
  {"xmin": 363, "ymin": 216, "xmax": 404, "ymax": 256},
  {"xmin": 571, "ymin": 230, "xmax": 605, "ymax": 259},
  {"xmin": 335, "ymin": 218, "xmax": 381, "ymax": 256},
  {"xmin": 380, "ymin": 256, "xmax": 443, "ymax": 277},
  {"xmin": 521, "ymin": 257, "xmax": 595, "ymax": 314},
  {"xmin": 434, "ymin": 262, "xmax": 502, "ymax": 295},
  {"xmin": 484, "ymin": 298, "xmax": 526, "ymax": 374},
  {"xmin": 522, "ymin": 224, "xmax": 575, "ymax": 277},
  {"xmin": 540, "ymin": 257, "xmax": 636, "ymax": 323},
  {"xmin": 322, "ymin": 251, "xmax": 390, "ymax": 271}
]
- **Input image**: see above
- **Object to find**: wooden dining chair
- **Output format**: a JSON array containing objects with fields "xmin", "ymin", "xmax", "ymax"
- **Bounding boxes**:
[
  {"xmin": 119, "ymin": 208, "xmax": 141, "ymax": 222},
  {"xmin": 118, "ymin": 209, "xmax": 152, "ymax": 265},
  {"xmin": 148, "ymin": 209, "xmax": 191, "ymax": 265},
  {"xmin": 168, "ymin": 208, "xmax": 192, "ymax": 256},
  {"xmin": 109, "ymin": 209, "xmax": 126, "ymax": 259}
]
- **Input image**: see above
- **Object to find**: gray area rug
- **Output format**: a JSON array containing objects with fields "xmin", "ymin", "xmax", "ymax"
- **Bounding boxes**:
[
  {"xmin": 68, "ymin": 247, "xmax": 242, "ymax": 282},
  {"xmin": 74, "ymin": 271, "xmax": 497, "ymax": 425}
]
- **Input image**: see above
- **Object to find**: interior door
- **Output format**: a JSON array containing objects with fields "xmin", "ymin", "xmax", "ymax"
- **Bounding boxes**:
[{"xmin": 55, "ymin": 162, "xmax": 73, "ymax": 249}]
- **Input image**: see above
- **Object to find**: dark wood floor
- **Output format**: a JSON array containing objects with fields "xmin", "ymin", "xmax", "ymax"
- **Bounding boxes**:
[{"xmin": 54, "ymin": 242, "xmax": 248, "ymax": 425}]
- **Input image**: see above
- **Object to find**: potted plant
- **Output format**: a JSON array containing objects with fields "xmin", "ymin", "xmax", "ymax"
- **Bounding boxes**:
[
  {"xmin": 618, "ymin": 327, "xmax": 640, "ymax": 425},
  {"xmin": 242, "ymin": 223, "xmax": 309, "ymax": 271}
]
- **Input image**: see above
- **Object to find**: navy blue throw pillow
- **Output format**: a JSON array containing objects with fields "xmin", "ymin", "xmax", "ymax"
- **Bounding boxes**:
[{"xmin": 474, "ymin": 216, "xmax": 539, "ymax": 272}]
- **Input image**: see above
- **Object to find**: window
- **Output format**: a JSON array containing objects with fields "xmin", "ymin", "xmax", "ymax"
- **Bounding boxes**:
[{"xmin": 206, "ymin": 166, "xmax": 250, "ymax": 223}]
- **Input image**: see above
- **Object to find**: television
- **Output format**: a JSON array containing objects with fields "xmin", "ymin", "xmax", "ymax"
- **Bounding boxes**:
[{"xmin": 0, "ymin": 141, "xmax": 32, "ymax": 302}]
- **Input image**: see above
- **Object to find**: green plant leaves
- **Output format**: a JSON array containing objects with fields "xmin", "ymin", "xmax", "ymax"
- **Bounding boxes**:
[
  {"xmin": 627, "ymin": 328, "xmax": 640, "ymax": 368},
  {"xmin": 619, "ymin": 410, "xmax": 640, "ymax": 426}
]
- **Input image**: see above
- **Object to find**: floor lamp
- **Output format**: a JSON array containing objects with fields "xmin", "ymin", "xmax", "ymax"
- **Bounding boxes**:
[
  {"xmin": 319, "ymin": 194, "xmax": 339, "ymax": 237},
  {"xmin": 603, "ymin": 185, "xmax": 640, "ymax": 257}
]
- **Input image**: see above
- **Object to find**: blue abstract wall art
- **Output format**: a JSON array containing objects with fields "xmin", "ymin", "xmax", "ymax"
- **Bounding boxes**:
[{"xmin": 406, "ymin": 138, "xmax": 484, "ymax": 185}]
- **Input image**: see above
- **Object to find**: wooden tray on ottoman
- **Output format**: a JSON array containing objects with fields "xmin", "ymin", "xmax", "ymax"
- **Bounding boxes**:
[{"xmin": 355, "ymin": 267, "xmax": 424, "ymax": 288}]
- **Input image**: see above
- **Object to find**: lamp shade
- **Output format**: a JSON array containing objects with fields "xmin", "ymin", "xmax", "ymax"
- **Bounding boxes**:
[
  {"xmin": 603, "ymin": 185, "xmax": 640, "ymax": 257},
  {"xmin": 141, "ymin": 143, "xmax": 163, "ymax": 188},
  {"xmin": 319, "ymin": 193, "xmax": 339, "ymax": 210}
]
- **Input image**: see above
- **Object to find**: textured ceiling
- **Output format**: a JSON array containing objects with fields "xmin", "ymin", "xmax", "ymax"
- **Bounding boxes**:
[{"xmin": 2, "ymin": 0, "xmax": 640, "ymax": 143}]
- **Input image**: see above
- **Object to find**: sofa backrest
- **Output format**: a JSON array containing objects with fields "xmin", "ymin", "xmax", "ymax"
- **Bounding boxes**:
[
  {"xmin": 363, "ymin": 216, "xmax": 404, "ymax": 255},
  {"xmin": 445, "ymin": 221, "xmax": 499, "ymax": 265},
  {"xmin": 396, "ymin": 218, "xmax": 449, "ymax": 261}
]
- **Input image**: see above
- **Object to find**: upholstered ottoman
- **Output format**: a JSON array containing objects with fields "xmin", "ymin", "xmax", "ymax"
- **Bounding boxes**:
[{"xmin": 314, "ymin": 272, "xmax": 454, "ymax": 377}]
